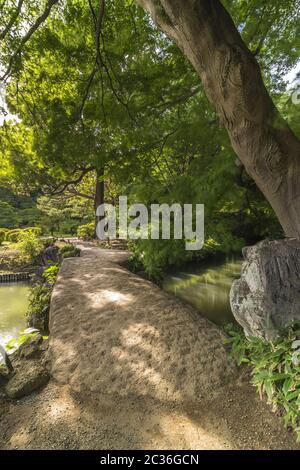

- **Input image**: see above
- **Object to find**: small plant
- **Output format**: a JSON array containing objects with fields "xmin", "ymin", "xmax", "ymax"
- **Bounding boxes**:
[
  {"xmin": 43, "ymin": 263, "xmax": 59, "ymax": 284},
  {"xmin": 6, "ymin": 331, "xmax": 39, "ymax": 351},
  {"xmin": 77, "ymin": 222, "xmax": 95, "ymax": 240},
  {"xmin": 225, "ymin": 324, "xmax": 300, "ymax": 441}
]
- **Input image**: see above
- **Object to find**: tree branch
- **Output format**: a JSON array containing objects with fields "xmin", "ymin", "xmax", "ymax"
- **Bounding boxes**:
[
  {"xmin": 46, "ymin": 167, "xmax": 95, "ymax": 196},
  {"xmin": 1, "ymin": 0, "xmax": 60, "ymax": 81},
  {"xmin": 0, "ymin": 0, "xmax": 25, "ymax": 41}
]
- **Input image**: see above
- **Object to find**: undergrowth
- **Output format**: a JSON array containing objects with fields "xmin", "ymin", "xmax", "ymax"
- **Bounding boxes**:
[{"xmin": 225, "ymin": 324, "xmax": 300, "ymax": 441}]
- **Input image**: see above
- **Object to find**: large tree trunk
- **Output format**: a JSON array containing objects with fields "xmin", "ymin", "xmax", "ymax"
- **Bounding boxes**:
[{"xmin": 138, "ymin": 0, "xmax": 300, "ymax": 238}]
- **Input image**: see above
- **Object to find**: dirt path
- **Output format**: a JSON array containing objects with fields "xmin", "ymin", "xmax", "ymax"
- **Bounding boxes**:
[{"xmin": 0, "ymin": 244, "xmax": 299, "ymax": 450}]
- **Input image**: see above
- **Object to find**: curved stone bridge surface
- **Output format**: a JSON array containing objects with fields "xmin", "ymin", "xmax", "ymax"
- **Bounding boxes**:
[
  {"xmin": 47, "ymin": 244, "xmax": 236, "ymax": 403},
  {"xmin": 3, "ymin": 244, "xmax": 298, "ymax": 450}
]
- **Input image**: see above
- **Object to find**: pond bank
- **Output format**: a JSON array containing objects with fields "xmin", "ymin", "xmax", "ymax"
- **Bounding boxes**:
[{"xmin": 1, "ymin": 243, "xmax": 299, "ymax": 450}]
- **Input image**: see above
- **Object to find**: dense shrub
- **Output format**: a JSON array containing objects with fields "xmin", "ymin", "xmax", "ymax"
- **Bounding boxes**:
[
  {"xmin": 5, "ymin": 228, "xmax": 22, "ymax": 243},
  {"xmin": 5, "ymin": 227, "xmax": 42, "ymax": 243},
  {"xmin": 128, "ymin": 228, "xmax": 244, "ymax": 281},
  {"xmin": 77, "ymin": 222, "xmax": 95, "ymax": 240},
  {"xmin": 17, "ymin": 231, "xmax": 44, "ymax": 263},
  {"xmin": 25, "ymin": 227, "xmax": 42, "ymax": 237},
  {"xmin": 225, "ymin": 324, "xmax": 300, "ymax": 442}
]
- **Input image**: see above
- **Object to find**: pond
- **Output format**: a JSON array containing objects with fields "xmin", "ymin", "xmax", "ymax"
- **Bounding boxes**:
[
  {"xmin": 0, "ymin": 283, "xmax": 30, "ymax": 352},
  {"xmin": 162, "ymin": 256, "xmax": 243, "ymax": 326}
]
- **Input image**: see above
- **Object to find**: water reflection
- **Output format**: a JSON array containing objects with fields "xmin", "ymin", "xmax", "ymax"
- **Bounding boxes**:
[
  {"xmin": 163, "ymin": 257, "xmax": 242, "ymax": 326},
  {"xmin": 0, "ymin": 283, "xmax": 30, "ymax": 348}
]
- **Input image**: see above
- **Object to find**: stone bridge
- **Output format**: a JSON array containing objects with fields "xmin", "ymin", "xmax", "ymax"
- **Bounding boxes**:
[{"xmin": 47, "ymin": 244, "xmax": 236, "ymax": 403}]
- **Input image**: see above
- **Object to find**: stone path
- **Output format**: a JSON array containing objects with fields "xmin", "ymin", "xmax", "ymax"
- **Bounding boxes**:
[{"xmin": 47, "ymin": 244, "xmax": 236, "ymax": 402}]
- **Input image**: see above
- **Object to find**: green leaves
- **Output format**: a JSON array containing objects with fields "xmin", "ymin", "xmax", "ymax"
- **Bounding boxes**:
[
  {"xmin": 226, "ymin": 324, "xmax": 300, "ymax": 441},
  {"xmin": 43, "ymin": 263, "xmax": 59, "ymax": 284},
  {"xmin": 6, "ymin": 331, "xmax": 39, "ymax": 352}
]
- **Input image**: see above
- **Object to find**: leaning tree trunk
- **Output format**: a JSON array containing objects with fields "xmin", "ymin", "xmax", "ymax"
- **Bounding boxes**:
[{"xmin": 138, "ymin": 0, "xmax": 300, "ymax": 238}]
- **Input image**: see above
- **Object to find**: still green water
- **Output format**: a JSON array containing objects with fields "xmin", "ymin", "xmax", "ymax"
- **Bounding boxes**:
[
  {"xmin": 162, "ymin": 257, "xmax": 243, "ymax": 326},
  {"xmin": 0, "ymin": 283, "xmax": 30, "ymax": 349}
]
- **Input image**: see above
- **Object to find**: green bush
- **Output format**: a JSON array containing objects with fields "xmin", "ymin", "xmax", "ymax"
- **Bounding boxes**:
[
  {"xmin": 43, "ymin": 263, "xmax": 59, "ymax": 284},
  {"xmin": 27, "ymin": 283, "xmax": 52, "ymax": 332},
  {"xmin": 128, "ymin": 229, "xmax": 244, "ymax": 281},
  {"xmin": 24, "ymin": 227, "xmax": 42, "ymax": 237},
  {"xmin": 17, "ymin": 231, "xmax": 44, "ymax": 263},
  {"xmin": 77, "ymin": 222, "xmax": 95, "ymax": 240},
  {"xmin": 59, "ymin": 244, "xmax": 76, "ymax": 254},
  {"xmin": 62, "ymin": 249, "xmax": 81, "ymax": 259},
  {"xmin": 5, "ymin": 228, "xmax": 22, "ymax": 243},
  {"xmin": 225, "ymin": 324, "xmax": 300, "ymax": 442},
  {"xmin": 4, "ymin": 227, "xmax": 42, "ymax": 243},
  {"xmin": 59, "ymin": 244, "xmax": 81, "ymax": 259},
  {"xmin": 128, "ymin": 238, "xmax": 187, "ymax": 280},
  {"xmin": 27, "ymin": 259, "xmax": 61, "ymax": 332}
]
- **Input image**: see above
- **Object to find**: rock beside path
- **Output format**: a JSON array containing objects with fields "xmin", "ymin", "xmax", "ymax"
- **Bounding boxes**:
[
  {"xmin": 0, "ymin": 334, "xmax": 50, "ymax": 399},
  {"xmin": 230, "ymin": 239, "xmax": 300, "ymax": 338},
  {"xmin": 18, "ymin": 334, "xmax": 44, "ymax": 359},
  {"xmin": 5, "ymin": 361, "xmax": 49, "ymax": 399}
]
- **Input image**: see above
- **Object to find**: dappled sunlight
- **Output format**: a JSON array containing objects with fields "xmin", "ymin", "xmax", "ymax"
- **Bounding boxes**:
[
  {"xmin": 44, "ymin": 394, "xmax": 80, "ymax": 423},
  {"xmin": 89, "ymin": 289, "xmax": 133, "ymax": 308},
  {"xmin": 108, "ymin": 322, "xmax": 181, "ymax": 401},
  {"xmin": 49, "ymin": 338, "xmax": 78, "ymax": 380},
  {"xmin": 112, "ymin": 344, "xmax": 176, "ymax": 399},
  {"xmin": 111, "ymin": 326, "xmax": 180, "ymax": 401},
  {"xmin": 2, "ymin": 245, "xmax": 299, "ymax": 450},
  {"xmin": 156, "ymin": 411, "xmax": 228, "ymax": 450},
  {"xmin": 120, "ymin": 322, "xmax": 161, "ymax": 345},
  {"xmin": 9, "ymin": 428, "xmax": 31, "ymax": 449},
  {"xmin": 48, "ymin": 245, "xmax": 235, "ymax": 408}
]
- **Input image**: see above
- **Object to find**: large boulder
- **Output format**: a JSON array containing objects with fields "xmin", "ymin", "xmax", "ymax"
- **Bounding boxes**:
[
  {"xmin": 5, "ymin": 361, "xmax": 49, "ymax": 399},
  {"xmin": 230, "ymin": 239, "xmax": 300, "ymax": 339},
  {"xmin": 17, "ymin": 333, "xmax": 44, "ymax": 359},
  {"xmin": 35, "ymin": 244, "xmax": 60, "ymax": 267}
]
